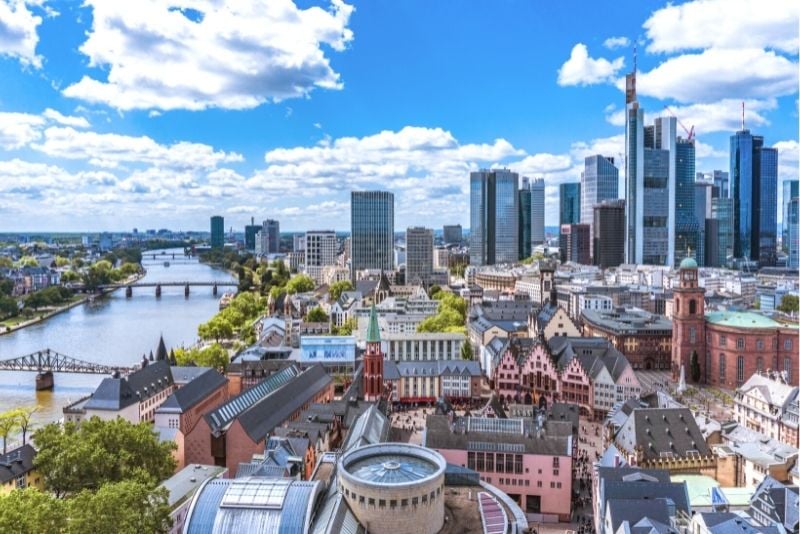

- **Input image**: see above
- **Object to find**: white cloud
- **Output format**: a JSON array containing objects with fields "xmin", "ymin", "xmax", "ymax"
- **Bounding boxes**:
[
  {"xmin": 63, "ymin": 0, "xmax": 354, "ymax": 111},
  {"xmin": 42, "ymin": 108, "xmax": 90, "ymax": 128},
  {"xmin": 644, "ymin": 0, "xmax": 800, "ymax": 54},
  {"xmin": 653, "ymin": 98, "xmax": 777, "ymax": 135},
  {"xmin": 0, "ymin": 0, "xmax": 42, "ymax": 67},
  {"xmin": 603, "ymin": 36, "xmax": 630, "ymax": 50},
  {"xmin": 32, "ymin": 126, "xmax": 243, "ymax": 169},
  {"xmin": 557, "ymin": 43, "xmax": 624, "ymax": 86},
  {"xmin": 631, "ymin": 48, "xmax": 798, "ymax": 103},
  {"xmin": 0, "ymin": 111, "xmax": 44, "ymax": 148},
  {"xmin": 693, "ymin": 140, "xmax": 725, "ymax": 159},
  {"xmin": 774, "ymin": 140, "xmax": 799, "ymax": 183}
]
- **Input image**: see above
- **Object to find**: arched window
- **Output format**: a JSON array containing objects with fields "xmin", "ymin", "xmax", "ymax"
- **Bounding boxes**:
[
  {"xmin": 689, "ymin": 299, "xmax": 697, "ymax": 315},
  {"xmin": 719, "ymin": 354, "xmax": 726, "ymax": 381},
  {"xmin": 737, "ymin": 356, "xmax": 745, "ymax": 384},
  {"xmin": 675, "ymin": 298, "xmax": 680, "ymax": 313}
]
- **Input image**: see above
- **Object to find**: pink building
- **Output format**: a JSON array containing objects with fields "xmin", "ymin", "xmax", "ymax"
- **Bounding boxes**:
[{"xmin": 424, "ymin": 414, "xmax": 573, "ymax": 523}]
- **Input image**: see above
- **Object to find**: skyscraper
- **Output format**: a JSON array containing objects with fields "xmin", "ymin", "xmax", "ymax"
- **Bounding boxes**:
[
  {"xmin": 711, "ymin": 197, "xmax": 734, "ymax": 266},
  {"xmin": 782, "ymin": 180, "xmax": 799, "ymax": 252},
  {"xmin": 405, "ymin": 227, "xmax": 434, "ymax": 286},
  {"xmin": 730, "ymin": 130, "xmax": 778, "ymax": 266},
  {"xmin": 625, "ymin": 65, "xmax": 678, "ymax": 267},
  {"xmin": 304, "ymin": 230, "xmax": 338, "ymax": 283},
  {"xmin": 530, "ymin": 178, "xmax": 545, "ymax": 245},
  {"xmin": 559, "ymin": 182, "xmax": 581, "ymax": 225},
  {"xmin": 519, "ymin": 181, "xmax": 531, "ymax": 260},
  {"xmin": 697, "ymin": 170, "xmax": 729, "ymax": 199},
  {"xmin": 442, "ymin": 224, "xmax": 463, "ymax": 244},
  {"xmin": 559, "ymin": 223, "xmax": 590, "ymax": 264},
  {"xmin": 694, "ymin": 180, "xmax": 713, "ymax": 266},
  {"xmin": 351, "ymin": 191, "xmax": 395, "ymax": 275},
  {"xmin": 470, "ymin": 169, "xmax": 519, "ymax": 265},
  {"xmin": 593, "ymin": 200, "xmax": 625, "ymax": 269},
  {"xmin": 788, "ymin": 197, "xmax": 799, "ymax": 269},
  {"xmin": 210, "ymin": 215, "xmax": 224, "ymax": 249},
  {"xmin": 674, "ymin": 138, "xmax": 700, "ymax": 267},
  {"xmin": 262, "ymin": 219, "xmax": 280, "ymax": 254},
  {"xmin": 581, "ymin": 155, "xmax": 618, "ymax": 260},
  {"xmin": 245, "ymin": 217, "xmax": 260, "ymax": 251}
]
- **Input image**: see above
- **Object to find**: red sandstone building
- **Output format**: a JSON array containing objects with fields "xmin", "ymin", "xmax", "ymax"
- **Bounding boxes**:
[{"xmin": 672, "ymin": 258, "xmax": 799, "ymax": 388}]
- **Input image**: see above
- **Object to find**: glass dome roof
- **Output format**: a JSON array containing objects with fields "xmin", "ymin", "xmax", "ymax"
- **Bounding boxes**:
[{"xmin": 346, "ymin": 453, "xmax": 438, "ymax": 484}]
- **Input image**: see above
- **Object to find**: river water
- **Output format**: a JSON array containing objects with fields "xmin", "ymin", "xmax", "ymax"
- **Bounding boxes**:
[{"xmin": 0, "ymin": 249, "xmax": 235, "ymax": 429}]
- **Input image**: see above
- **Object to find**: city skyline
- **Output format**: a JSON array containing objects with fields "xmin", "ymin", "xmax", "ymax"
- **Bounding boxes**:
[{"xmin": 0, "ymin": 0, "xmax": 797, "ymax": 232}]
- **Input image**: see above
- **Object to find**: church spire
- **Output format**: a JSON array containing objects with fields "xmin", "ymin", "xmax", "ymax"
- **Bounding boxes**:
[{"xmin": 366, "ymin": 304, "xmax": 381, "ymax": 344}]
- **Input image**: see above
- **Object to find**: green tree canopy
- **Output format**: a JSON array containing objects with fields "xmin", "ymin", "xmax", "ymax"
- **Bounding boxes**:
[
  {"xmin": 286, "ymin": 274, "xmax": 315, "ymax": 294},
  {"xmin": 328, "ymin": 280, "xmax": 354, "ymax": 301},
  {"xmin": 174, "ymin": 343, "xmax": 229, "ymax": 370},
  {"xmin": 306, "ymin": 306, "xmax": 329, "ymax": 323},
  {"xmin": 331, "ymin": 317, "xmax": 357, "ymax": 336},
  {"xmin": 778, "ymin": 294, "xmax": 799, "ymax": 314},
  {"xmin": 460, "ymin": 341, "xmax": 474, "ymax": 360},
  {"xmin": 0, "ymin": 487, "xmax": 65, "ymax": 534},
  {"xmin": 32, "ymin": 417, "xmax": 176, "ymax": 497},
  {"xmin": 416, "ymin": 293, "xmax": 468, "ymax": 335},
  {"xmin": 66, "ymin": 481, "xmax": 172, "ymax": 534}
]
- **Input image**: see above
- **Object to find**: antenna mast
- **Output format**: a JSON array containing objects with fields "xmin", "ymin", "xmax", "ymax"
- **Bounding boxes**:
[{"xmin": 741, "ymin": 101, "xmax": 745, "ymax": 131}]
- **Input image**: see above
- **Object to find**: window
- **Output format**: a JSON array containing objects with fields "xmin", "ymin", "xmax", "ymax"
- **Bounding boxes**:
[
  {"xmin": 720, "ymin": 335, "xmax": 727, "ymax": 347},
  {"xmin": 390, "ymin": 499, "xmax": 397, "ymax": 508},
  {"xmin": 526, "ymin": 496, "xmax": 541, "ymax": 514},
  {"xmin": 689, "ymin": 327, "xmax": 696, "ymax": 343},
  {"xmin": 550, "ymin": 481, "xmax": 555, "ymax": 488},
  {"xmin": 785, "ymin": 357, "xmax": 792, "ymax": 382},
  {"xmin": 368, "ymin": 498, "xmax": 375, "ymax": 506},
  {"xmin": 552, "ymin": 457, "xmax": 560, "ymax": 468},
  {"xmin": 719, "ymin": 354, "xmax": 726, "ymax": 381},
  {"xmin": 553, "ymin": 469, "xmax": 559, "ymax": 476},
  {"xmin": 756, "ymin": 339, "xmax": 764, "ymax": 350},
  {"xmin": 736, "ymin": 338, "xmax": 744, "ymax": 349},
  {"xmin": 537, "ymin": 481, "xmax": 542, "ymax": 487},
  {"xmin": 557, "ymin": 482, "xmax": 562, "ymax": 489},
  {"xmin": 514, "ymin": 455, "xmax": 523, "ymax": 474},
  {"xmin": 412, "ymin": 497, "xmax": 418, "ymax": 506},
  {"xmin": 737, "ymin": 356, "xmax": 745, "ymax": 383},
  {"xmin": 467, "ymin": 452, "xmax": 476, "ymax": 471},
  {"xmin": 496, "ymin": 454, "xmax": 504, "ymax": 473},
  {"xmin": 401, "ymin": 499, "xmax": 409, "ymax": 507},
  {"xmin": 756, "ymin": 357, "xmax": 764, "ymax": 372},
  {"xmin": 784, "ymin": 339, "xmax": 793, "ymax": 350},
  {"xmin": 689, "ymin": 299, "xmax": 697, "ymax": 315}
]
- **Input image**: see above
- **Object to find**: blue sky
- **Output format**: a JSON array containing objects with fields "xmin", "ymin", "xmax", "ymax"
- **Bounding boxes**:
[{"xmin": 0, "ymin": 0, "xmax": 797, "ymax": 232}]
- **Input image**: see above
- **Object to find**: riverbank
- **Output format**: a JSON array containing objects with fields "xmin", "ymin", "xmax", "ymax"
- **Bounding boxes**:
[{"xmin": 0, "ymin": 272, "xmax": 145, "ymax": 337}]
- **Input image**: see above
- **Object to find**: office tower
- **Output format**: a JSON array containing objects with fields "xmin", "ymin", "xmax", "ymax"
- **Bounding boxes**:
[
  {"xmin": 351, "ymin": 191, "xmax": 395, "ymax": 275},
  {"xmin": 712, "ymin": 197, "xmax": 734, "ymax": 267},
  {"xmin": 782, "ymin": 180, "xmax": 799, "ymax": 252},
  {"xmin": 695, "ymin": 180, "xmax": 713, "ymax": 266},
  {"xmin": 730, "ymin": 129, "xmax": 778, "ymax": 266},
  {"xmin": 261, "ymin": 219, "xmax": 280, "ymax": 254},
  {"xmin": 293, "ymin": 234, "xmax": 306, "ymax": 252},
  {"xmin": 559, "ymin": 182, "xmax": 581, "ymax": 225},
  {"xmin": 593, "ymin": 200, "xmax": 625, "ymax": 268},
  {"xmin": 405, "ymin": 227, "xmax": 434, "ymax": 286},
  {"xmin": 625, "ymin": 66, "xmax": 677, "ymax": 266},
  {"xmin": 442, "ymin": 224, "xmax": 463, "ymax": 244},
  {"xmin": 518, "ymin": 180, "xmax": 531, "ymax": 260},
  {"xmin": 704, "ymin": 219, "xmax": 720, "ymax": 267},
  {"xmin": 210, "ymin": 215, "xmax": 224, "ymax": 249},
  {"xmin": 245, "ymin": 217, "xmax": 260, "ymax": 251},
  {"xmin": 559, "ymin": 223, "xmax": 590, "ymax": 264},
  {"xmin": 254, "ymin": 230, "xmax": 263, "ymax": 255},
  {"xmin": 674, "ymin": 138, "xmax": 700, "ymax": 267},
  {"xmin": 304, "ymin": 230, "xmax": 338, "ymax": 283},
  {"xmin": 530, "ymin": 178, "xmax": 545, "ymax": 245},
  {"xmin": 789, "ymin": 197, "xmax": 799, "ymax": 269},
  {"xmin": 581, "ymin": 155, "xmax": 618, "ymax": 260},
  {"xmin": 469, "ymin": 169, "xmax": 519, "ymax": 265}
]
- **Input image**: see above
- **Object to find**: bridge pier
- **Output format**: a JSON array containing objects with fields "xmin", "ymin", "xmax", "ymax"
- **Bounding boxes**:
[
  {"xmin": 125, "ymin": 286, "xmax": 132, "ymax": 298},
  {"xmin": 155, "ymin": 284, "xmax": 162, "ymax": 298},
  {"xmin": 35, "ymin": 371, "xmax": 54, "ymax": 391},
  {"xmin": 184, "ymin": 284, "xmax": 190, "ymax": 297},
  {"xmin": 212, "ymin": 284, "xmax": 218, "ymax": 296}
]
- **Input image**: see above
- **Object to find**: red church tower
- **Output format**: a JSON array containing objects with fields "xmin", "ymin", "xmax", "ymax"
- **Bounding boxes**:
[
  {"xmin": 363, "ymin": 304, "xmax": 384, "ymax": 402},
  {"xmin": 672, "ymin": 257, "xmax": 707, "ymax": 383}
]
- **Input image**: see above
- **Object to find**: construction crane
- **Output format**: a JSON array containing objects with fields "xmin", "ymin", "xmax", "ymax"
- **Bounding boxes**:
[{"xmin": 663, "ymin": 105, "xmax": 695, "ymax": 141}]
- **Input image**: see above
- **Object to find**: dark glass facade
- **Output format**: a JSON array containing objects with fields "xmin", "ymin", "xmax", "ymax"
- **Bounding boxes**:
[
  {"xmin": 210, "ymin": 215, "xmax": 224, "ymax": 249},
  {"xmin": 593, "ymin": 200, "xmax": 625, "ymax": 269},
  {"xmin": 674, "ymin": 139, "xmax": 700, "ymax": 267},
  {"xmin": 519, "ymin": 188, "xmax": 532, "ymax": 260},
  {"xmin": 783, "ymin": 180, "xmax": 799, "ymax": 252},
  {"xmin": 559, "ymin": 183, "xmax": 581, "ymax": 225},
  {"xmin": 469, "ymin": 170, "xmax": 519, "ymax": 265},
  {"xmin": 351, "ymin": 191, "xmax": 395, "ymax": 275}
]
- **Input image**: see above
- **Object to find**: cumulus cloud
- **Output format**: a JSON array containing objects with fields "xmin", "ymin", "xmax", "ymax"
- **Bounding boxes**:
[
  {"xmin": 0, "ymin": 0, "xmax": 42, "ymax": 67},
  {"xmin": 603, "ymin": 36, "xmax": 630, "ymax": 50},
  {"xmin": 774, "ymin": 140, "xmax": 799, "ymax": 182},
  {"xmin": 0, "ymin": 111, "xmax": 44, "ymax": 149},
  {"xmin": 649, "ymin": 99, "xmax": 777, "ymax": 135},
  {"xmin": 632, "ymin": 48, "xmax": 798, "ymax": 103},
  {"xmin": 644, "ymin": 0, "xmax": 799, "ymax": 54},
  {"xmin": 42, "ymin": 108, "xmax": 90, "ymax": 128},
  {"xmin": 557, "ymin": 43, "xmax": 624, "ymax": 86},
  {"xmin": 62, "ymin": 0, "xmax": 354, "ymax": 111}
]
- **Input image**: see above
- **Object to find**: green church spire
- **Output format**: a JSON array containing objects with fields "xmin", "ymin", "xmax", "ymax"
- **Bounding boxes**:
[{"xmin": 366, "ymin": 304, "xmax": 381, "ymax": 343}]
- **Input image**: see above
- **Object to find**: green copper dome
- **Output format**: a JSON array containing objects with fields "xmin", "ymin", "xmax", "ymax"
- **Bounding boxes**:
[
  {"xmin": 366, "ymin": 304, "xmax": 381, "ymax": 343},
  {"xmin": 680, "ymin": 256, "xmax": 698, "ymax": 269}
]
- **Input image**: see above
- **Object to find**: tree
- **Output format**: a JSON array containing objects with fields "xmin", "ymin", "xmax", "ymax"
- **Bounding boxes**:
[
  {"xmin": 332, "ymin": 317, "xmax": 357, "ymax": 336},
  {"xmin": 14, "ymin": 406, "xmax": 38, "ymax": 445},
  {"xmin": 198, "ymin": 316, "xmax": 234, "ymax": 341},
  {"xmin": 0, "ymin": 277, "xmax": 13, "ymax": 296},
  {"xmin": 0, "ymin": 295, "xmax": 18, "ymax": 319},
  {"xmin": 428, "ymin": 285, "xmax": 441, "ymax": 299},
  {"xmin": 690, "ymin": 351, "xmax": 701, "ymax": 383},
  {"xmin": 174, "ymin": 344, "xmax": 229, "ymax": 371},
  {"xmin": 460, "ymin": 342, "xmax": 473, "ymax": 360},
  {"xmin": 306, "ymin": 306, "xmax": 329, "ymax": 323},
  {"xmin": 0, "ymin": 488, "xmax": 66, "ymax": 534},
  {"xmin": 0, "ymin": 410, "xmax": 19, "ymax": 454},
  {"xmin": 778, "ymin": 294, "xmax": 799, "ymax": 314},
  {"xmin": 329, "ymin": 280, "xmax": 354, "ymax": 302},
  {"xmin": 67, "ymin": 481, "xmax": 172, "ymax": 534},
  {"xmin": 32, "ymin": 418, "xmax": 176, "ymax": 497},
  {"xmin": 54, "ymin": 256, "xmax": 70, "ymax": 267},
  {"xmin": 286, "ymin": 274, "xmax": 315, "ymax": 294}
]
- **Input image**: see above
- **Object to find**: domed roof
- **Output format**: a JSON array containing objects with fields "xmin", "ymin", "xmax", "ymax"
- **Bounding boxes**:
[{"xmin": 680, "ymin": 256, "xmax": 698, "ymax": 269}]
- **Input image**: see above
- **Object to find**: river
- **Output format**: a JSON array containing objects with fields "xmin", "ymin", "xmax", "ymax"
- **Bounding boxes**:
[{"xmin": 0, "ymin": 249, "xmax": 235, "ymax": 430}]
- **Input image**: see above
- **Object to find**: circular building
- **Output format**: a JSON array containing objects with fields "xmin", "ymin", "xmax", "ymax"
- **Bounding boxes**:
[{"xmin": 338, "ymin": 443, "xmax": 446, "ymax": 534}]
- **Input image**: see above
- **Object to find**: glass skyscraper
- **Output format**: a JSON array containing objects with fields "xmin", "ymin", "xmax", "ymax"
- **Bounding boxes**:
[
  {"xmin": 469, "ymin": 169, "xmax": 519, "ymax": 265},
  {"xmin": 730, "ymin": 130, "xmax": 778, "ymax": 266},
  {"xmin": 782, "ymin": 180, "xmax": 798, "ymax": 252},
  {"xmin": 350, "ymin": 191, "xmax": 395, "ymax": 276},
  {"xmin": 712, "ymin": 197, "xmax": 734, "ymax": 266},
  {"xmin": 674, "ymin": 138, "xmax": 700, "ymax": 267},
  {"xmin": 210, "ymin": 215, "xmax": 224, "ymax": 249},
  {"xmin": 559, "ymin": 182, "xmax": 581, "ymax": 225},
  {"xmin": 519, "ymin": 185, "xmax": 531, "ymax": 260},
  {"xmin": 788, "ymin": 197, "xmax": 799, "ymax": 269}
]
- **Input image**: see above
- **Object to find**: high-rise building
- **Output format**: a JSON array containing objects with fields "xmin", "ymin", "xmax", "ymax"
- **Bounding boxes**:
[
  {"xmin": 698, "ymin": 170, "xmax": 729, "ymax": 199},
  {"xmin": 782, "ymin": 180, "xmax": 799, "ymax": 252},
  {"xmin": 405, "ymin": 227, "xmax": 434, "ymax": 286},
  {"xmin": 625, "ymin": 68, "xmax": 679, "ymax": 266},
  {"xmin": 559, "ymin": 223, "xmax": 590, "ymax": 264},
  {"xmin": 674, "ymin": 138, "xmax": 700, "ymax": 268},
  {"xmin": 469, "ymin": 169, "xmax": 519, "ymax": 265},
  {"xmin": 442, "ymin": 225, "xmax": 463, "ymax": 244},
  {"xmin": 304, "ymin": 230, "xmax": 338, "ymax": 283},
  {"xmin": 730, "ymin": 129, "xmax": 778, "ymax": 266},
  {"xmin": 559, "ymin": 182, "xmax": 581, "ymax": 225},
  {"xmin": 293, "ymin": 234, "xmax": 306, "ymax": 252},
  {"xmin": 581, "ymin": 155, "xmax": 618, "ymax": 260},
  {"xmin": 694, "ymin": 180, "xmax": 713, "ymax": 267},
  {"xmin": 245, "ymin": 217, "xmax": 260, "ymax": 252},
  {"xmin": 711, "ymin": 197, "xmax": 734, "ymax": 267},
  {"xmin": 261, "ymin": 219, "xmax": 280, "ymax": 254},
  {"xmin": 704, "ymin": 219, "xmax": 720, "ymax": 267},
  {"xmin": 519, "ymin": 182, "xmax": 531, "ymax": 260},
  {"xmin": 210, "ymin": 215, "xmax": 224, "ymax": 249},
  {"xmin": 593, "ymin": 200, "xmax": 625, "ymax": 269},
  {"xmin": 351, "ymin": 191, "xmax": 395, "ymax": 275},
  {"xmin": 788, "ymin": 197, "xmax": 799, "ymax": 269},
  {"xmin": 530, "ymin": 178, "xmax": 545, "ymax": 245}
]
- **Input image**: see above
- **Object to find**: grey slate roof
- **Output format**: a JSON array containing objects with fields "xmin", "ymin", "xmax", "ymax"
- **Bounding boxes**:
[
  {"xmin": 548, "ymin": 402, "xmax": 579, "ymax": 435},
  {"xmin": 614, "ymin": 407, "xmax": 710, "ymax": 460},
  {"xmin": 698, "ymin": 512, "xmax": 783, "ymax": 534},
  {"xmin": 342, "ymin": 404, "xmax": 389, "ymax": 452},
  {"xmin": 749, "ymin": 476, "xmax": 799, "ymax": 533},
  {"xmin": 547, "ymin": 336, "xmax": 633, "ymax": 381},
  {"xmin": 157, "ymin": 368, "xmax": 227, "ymax": 414},
  {"xmin": 382, "ymin": 360, "xmax": 482, "ymax": 381},
  {"xmin": 606, "ymin": 498, "xmax": 672, "ymax": 533},
  {"xmin": 85, "ymin": 360, "xmax": 173, "ymax": 411},
  {"xmin": 0, "ymin": 444, "xmax": 36, "ymax": 484}
]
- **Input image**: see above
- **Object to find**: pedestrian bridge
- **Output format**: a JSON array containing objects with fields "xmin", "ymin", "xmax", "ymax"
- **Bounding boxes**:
[{"xmin": 0, "ymin": 349, "xmax": 136, "ymax": 390}]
